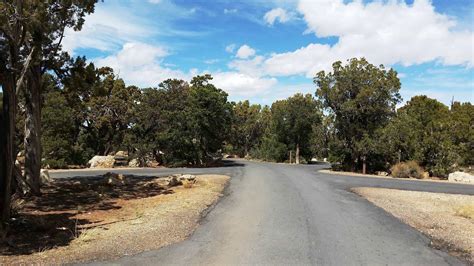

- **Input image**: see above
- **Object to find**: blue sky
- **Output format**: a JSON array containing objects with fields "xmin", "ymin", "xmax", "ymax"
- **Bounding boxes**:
[{"xmin": 63, "ymin": 0, "xmax": 474, "ymax": 106}]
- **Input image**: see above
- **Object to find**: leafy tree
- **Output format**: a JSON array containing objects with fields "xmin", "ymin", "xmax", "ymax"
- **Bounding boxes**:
[
  {"xmin": 271, "ymin": 93, "xmax": 321, "ymax": 163},
  {"xmin": 450, "ymin": 102, "xmax": 474, "ymax": 166},
  {"xmin": 397, "ymin": 96, "xmax": 457, "ymax": 177},
  {"xmin": 0, "ymin": 0, "xmax": 97, "ymax": 199},
  {"xmin": 315, "ymin": 58, "xmax": 401, "ymax": 173},
  {"xmin": 41, "ymin": 91, "xmax": 76, "ymax": 168},
  {"xmin": 129, "ymin": 79, "xmax": 195, "ymax": 166},
  {"xmin": 189, "ymin": 75, "xmax": 233, "ymax": 164},
  {"xmin": 228, "ymin": 100, "xmax": 265, "ymax": 157}
]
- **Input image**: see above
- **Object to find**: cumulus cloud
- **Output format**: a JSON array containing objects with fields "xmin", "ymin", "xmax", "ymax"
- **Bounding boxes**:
[
  {"xmin": 264, "ymin": 8, "xmax": 291, "ymax": 25},
  {"xmin": 262, "ymin": 0, "xmax": 473, "ymax": 77},
  {"xmin": 236, "ymin": 44, "xmax": 256, "ymax": 59},
  {"xmin": 213, "ymin": 72, "xmax": 278, "ymax": 96},
  {"xmin": 95, "ymin": 42, "xmax": 189, "ymax": 87}
]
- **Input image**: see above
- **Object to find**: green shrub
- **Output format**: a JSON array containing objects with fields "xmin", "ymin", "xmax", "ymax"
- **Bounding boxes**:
[
  {"xmin": 250, "ymin": 136, "xmax": 287, "ymax": 162},
  {"xmin": 43, "ymin": 159, "xmax": 68, "ymax": 169},
  {"xmin": 391, "ymin": 161, "xmax": 423, "ymax": 179}
]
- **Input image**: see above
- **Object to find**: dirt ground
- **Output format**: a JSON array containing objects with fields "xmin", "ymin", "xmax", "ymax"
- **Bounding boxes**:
[
  {"xmin": 0, "ymin": 174, "xmax": 230, "ymax": 265},
  {"xmin": 353, "ymin": 187, "xmax": 474, "ymax": 264},
  {"xmin": 319, "ymin": 169, "xmax": 464, "ymax": 183}
]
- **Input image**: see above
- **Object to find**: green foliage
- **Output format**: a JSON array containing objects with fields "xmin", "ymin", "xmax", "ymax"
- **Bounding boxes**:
[
  {"xmin": 270, "ymin": 93, "xmax": 321, "ymax": 161},
  {"xmin": 228, "ymin": 100, "xmax": 266, "ymax": 157},
  {"xmin": 391, "ymin": 161, "xmax": 424, "ymax": 179},
  {"xmin": 41, "ymin": 91, "xmax": 76, "ymax": 167},
  {"xmin": 315, "ymin": 58, "xmax": 401, "ymax": 172},
  {"xmin": 250, "ymin": 135, "xmax": 287, "ymax": 162}
]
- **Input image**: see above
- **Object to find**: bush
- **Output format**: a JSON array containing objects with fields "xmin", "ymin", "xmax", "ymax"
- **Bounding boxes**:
[
  {"xmin": 391, "ymin": 161, "xmax": 424, "ymax": 179},
  {"xmin": 250, "ymin": 136, "xmax": 287, "ymax": 162}
]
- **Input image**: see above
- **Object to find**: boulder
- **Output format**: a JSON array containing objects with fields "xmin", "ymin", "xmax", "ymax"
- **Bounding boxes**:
[
  {"xmin": 114, "ymin": 151, "xmax": 129, "ymax": 166},
  {"xmin": 103, "ymin": 172, "xmax": 126, "ymax": 186},
  {"xmin": 448, "ymin": 171, "xmax": 474, "ymax": 184},
  {"xmin": 115, "ymin": 150, "xmax": 128, "ymax": 157},
  {"xmin": 178, "ymin": 174, "xmax": 196, "ymax": 182},
  {"xmin": 88, "ymin": 156, "xmax": 115, "ymax": 168},
  {"xmin": 128, "ymin": 158, "xmax": 141, "ymax": 167}
]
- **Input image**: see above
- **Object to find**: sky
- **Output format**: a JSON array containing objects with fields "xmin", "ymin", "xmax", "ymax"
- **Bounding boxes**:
[{"xmin": 62, "ymin": 0, "xmax": 474, "ymax": 106}]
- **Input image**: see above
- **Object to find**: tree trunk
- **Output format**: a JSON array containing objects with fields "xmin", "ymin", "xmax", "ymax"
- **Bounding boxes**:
[
  {"xmin": 0, "ymin": 78, "xmax": 16, "ymax": 237},
  {"xmin": 289, "ymin": 150, "xmax": 292, "ymax": 164},
  {"xmin": 362, "ymin": 156, "xmax": 367, "ymax": 174},
  {"xmin": 295, "ymin": 143, "xmax": 300, "ymax": 164},
  {"xmin": 23, "ymin": 68, "xmax": 42, "ymax": 195}
]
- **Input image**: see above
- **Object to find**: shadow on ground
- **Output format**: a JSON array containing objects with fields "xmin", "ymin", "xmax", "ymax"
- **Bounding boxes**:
[{"xmin": 1, "ymin": 175, "xmax": 173, "ymax": 256}]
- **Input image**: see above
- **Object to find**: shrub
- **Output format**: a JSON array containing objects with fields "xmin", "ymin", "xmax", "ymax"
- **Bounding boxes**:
[{"xmin": 391, "ymin": 161, "xmax": 423, "ymax": 179}]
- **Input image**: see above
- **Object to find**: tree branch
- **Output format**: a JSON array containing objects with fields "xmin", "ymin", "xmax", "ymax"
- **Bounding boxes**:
[{"xmin": 15, "ymin": 46, "xmax": 35, "ymax": 94}]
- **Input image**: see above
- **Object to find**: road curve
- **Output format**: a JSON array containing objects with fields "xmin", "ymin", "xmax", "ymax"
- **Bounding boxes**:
[{"xmin": 58, "ymin": 160, "xmax": 473, "ymax": 265}]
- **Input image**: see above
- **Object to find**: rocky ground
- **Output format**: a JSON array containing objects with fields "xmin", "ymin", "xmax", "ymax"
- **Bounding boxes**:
[
  {"xmin": 0, "ymin": 174, "xmax": 229, "ymax": 265},
  {"xmin": 353, "ymin": 187, "xmax": 474, "ymax": 264}
]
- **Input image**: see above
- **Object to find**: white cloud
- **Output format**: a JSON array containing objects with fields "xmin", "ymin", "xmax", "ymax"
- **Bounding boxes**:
[
  {"xmin": 148, "ymin": 0, "xmax": 162, "ymax": 3},
  {"xmin": 264, "ymin": 8, "xmax": 291, "ymax": 25},
  {"xmin": 213, "ymin": 72, "xmax": 278, "ymax": 96},
  {"xmin": 262, "ymin": 0, "xmax": 473, "ymax": 77},
  {"xmin": 62, "ymin": 8, "xmax": 153, "ymax": 54},
  {"xmin": 95, "ymin": 42, "xmax": 190, "ymax": 87},
  {"xmin": 225, "ymin": 43, "xmax": 237, "ymax": 53},
  {"xmin": 236, "ymin": 44, "xmax": 256, "ymax": 59}
]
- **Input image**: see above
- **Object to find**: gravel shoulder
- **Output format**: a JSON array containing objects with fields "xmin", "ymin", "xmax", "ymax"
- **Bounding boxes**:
[
  {"xmin": 0, "ymin": 174, "xmax": 230, "ymax": 265},
  {"xmin": 353, "ymin": 187, "xmax": 474, "ymax": 264},
  {"xmin": 319, "ymin": 169, "xmax": 474, "ymax": 184}
]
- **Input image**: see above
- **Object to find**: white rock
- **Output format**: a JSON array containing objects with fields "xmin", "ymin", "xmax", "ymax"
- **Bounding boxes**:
[
  {"xmin": 88, "ymin": 156, "xmax": 115, "ymax": 168},
  {"xmin": 128, "ymin": 158, "xmax": 141, "ymax": 167},
  {"xmin": 448, "ymin": 171, "xmax": 474, "ymax": 184}
]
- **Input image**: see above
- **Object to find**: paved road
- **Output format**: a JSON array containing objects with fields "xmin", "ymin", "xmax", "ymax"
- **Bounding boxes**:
[{"xmin": 54, "ymin": 160, "xmax": 473, "ymax": 265}]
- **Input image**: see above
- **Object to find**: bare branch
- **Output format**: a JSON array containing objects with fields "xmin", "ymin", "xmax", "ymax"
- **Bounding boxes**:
[{"xmin": 15, "ymin": 46, "xmax": 36, "ymax": 94}]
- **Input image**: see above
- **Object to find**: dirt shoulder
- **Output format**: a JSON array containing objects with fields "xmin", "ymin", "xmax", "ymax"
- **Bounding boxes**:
[
  {"xmin": 319, "ymin": 169, "xmax": 473, "ymax": 184},
  {"xmin": 0, "ymin": 174, "xmax": 230, "ymax": 265},
  {"xmin": 353, "ymin": 187, "xmax": 474, "ymax": 264}
]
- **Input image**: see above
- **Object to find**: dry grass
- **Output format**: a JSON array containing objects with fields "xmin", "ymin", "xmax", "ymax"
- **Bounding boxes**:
[
  {"xmin": 1, "ymin": 174, "xmax": 230, "ymax": 265},
  {"xmin": 455, "ymin": 204, "xmax": 474, "ymax": 219},
  {"xmin": 391, "ymin": 161, "xmax": 424, "ymax": 179},
  {"xmin": 353, "ymin": 187, "xmax": 474, "ymax": 264}
]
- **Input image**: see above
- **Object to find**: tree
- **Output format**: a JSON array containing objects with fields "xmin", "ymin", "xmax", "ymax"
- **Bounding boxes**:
[
  {"xmin": 271, "ymin": 93, "xmax": 321, "ymax": 164},
  {"xmin": 189, "ymin": 75, "xmax": 233, "ymax": 164},
  {"xmin": 396, "ymin": 96, "xmax": 457, "ymax": 177},
  {"xmin": 0, "ymin": 0, "xmax": 97, "ymax": 196},
  {"xmin": 450, "ymin": 102, "xmax": 474, "ymax": 167},
  {"xmin": 229, "ymin": 100, "xmax": 265, "ymax": 157},
  {"xmin": 315, "ymin": 58, "xmax": 401, "ymax": 173}
]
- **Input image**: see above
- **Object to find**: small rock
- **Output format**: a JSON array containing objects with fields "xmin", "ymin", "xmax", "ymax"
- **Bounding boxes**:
[{"xmin": 376, "ymin": 171, "xmax": 388, "ymax": 176}]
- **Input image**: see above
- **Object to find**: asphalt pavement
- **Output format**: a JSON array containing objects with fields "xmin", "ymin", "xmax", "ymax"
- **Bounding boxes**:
[{"xmin": 51, "ymin": 160, "xmax": 473, "ymax": 265}]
